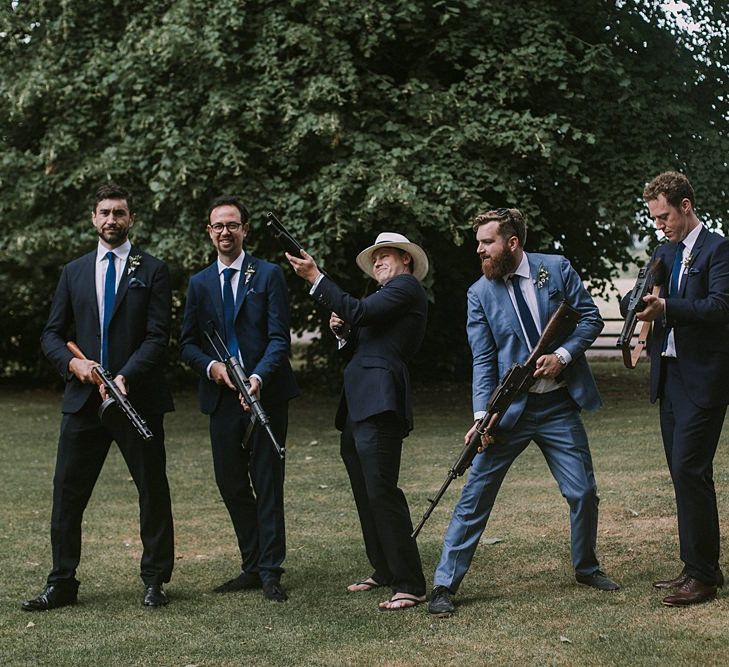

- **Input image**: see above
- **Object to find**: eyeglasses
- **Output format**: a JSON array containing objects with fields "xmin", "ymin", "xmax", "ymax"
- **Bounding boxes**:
[{"xmin": 209, "ymin": 222, "xmax": 243, "ymax": 234}]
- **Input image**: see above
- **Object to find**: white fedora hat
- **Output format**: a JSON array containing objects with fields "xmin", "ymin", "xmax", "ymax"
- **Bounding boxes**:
[{"xmin": 356, "ymin": 232, "xmax": 429, "ymax": 282}]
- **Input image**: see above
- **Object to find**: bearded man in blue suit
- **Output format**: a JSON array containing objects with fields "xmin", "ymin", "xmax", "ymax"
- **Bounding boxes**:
[
  {"xmin": 23, "ymin": 184, "xmax": 175, "ymax": 611},
  {"xmin": 630, "ymin": 172, "xmax": 729, "ymax": 606},
  {"xmin": 180, "ymin": 196, "xmax": 298, "ymax": 603},
  {"xmin": 429, "ymin": 207, "xmax": 618, "ymax": 617}
]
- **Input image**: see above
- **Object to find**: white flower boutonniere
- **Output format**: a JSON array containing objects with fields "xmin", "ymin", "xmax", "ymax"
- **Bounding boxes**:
[
  {"xmin": 535, "ymin": 265, "xmax": 549, "ymax": 289},
  {"xmin": 127, "ymin": 254, "xmax": 142, "ymax": 275},
  {"xmin": 682, "ymin": 253, "xmax": 694, "ymax": 270},
  {"xmin": 244, "ymin": 263, "xmax": 256, "ymax": 285}
]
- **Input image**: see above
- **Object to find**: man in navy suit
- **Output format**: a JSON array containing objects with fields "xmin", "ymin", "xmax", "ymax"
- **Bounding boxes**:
[
  {"xmin": 631, "ymin": 172, "xmax": 729, "ymax": 606},
  {"xmin": 428, "ymin": 208, "xmax": 618, "ymax": 617},
  {"xmin": 287, "ymin": 232, "xmax": 429, "ymax": 611},
  {"xmin": 180, "ymin": 196, "xmax": 298, "ymax": 603},
  {"xmin": 22, "ymin": 184, "xmax": 175, "ymax": 611}
]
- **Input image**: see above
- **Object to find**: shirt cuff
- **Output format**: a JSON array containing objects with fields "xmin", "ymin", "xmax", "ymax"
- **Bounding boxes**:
[
  {"xmin": 206, "ymin": 360, "xmax": 217, "ymax": 380},
  {"xmin": 554, "ymin": 346, "xmax": 572, "ymax": 364},
  {"xmin": 474, "ymin": 410, "xmax": 486, "ymax": 420},
  {"xmin": 309, "ymin": 274, "xmax": 325, "ymax": 294}
]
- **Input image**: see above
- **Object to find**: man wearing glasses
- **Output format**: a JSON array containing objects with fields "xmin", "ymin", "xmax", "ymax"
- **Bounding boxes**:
[
  {"xmin": 428, "ymin": 208, "xmax": 618, "ymax": 617},
  {"xmin": 180, "ymin": 196, "xmax": 298, "ymax": 602}
]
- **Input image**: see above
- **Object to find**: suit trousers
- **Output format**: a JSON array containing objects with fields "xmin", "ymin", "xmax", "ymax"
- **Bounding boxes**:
[
  {"xmin": 48, "ymin": 397, "xmax": 174, "ymax": 587},
  {"xmin": 434, "ymin": 389, "xmax": 600, "ymax": 592},
  {"xmin": 341, "ymin": 412, "xmax": 425, "ymax": 596},
  {"xmin": 209, "ymin": 390, "xmax": 287, "ymax": 584},
  {"xmin": 659, "ymin": 358, "xmax": 726, "ymax": 585}
]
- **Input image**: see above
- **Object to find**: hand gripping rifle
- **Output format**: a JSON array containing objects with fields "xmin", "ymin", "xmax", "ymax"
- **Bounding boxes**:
[
  {"xmin": 411, "ymin": 301, "xmax": 580, "ymax": 538},
  {"xmin": 204, "ymin": 325, "xmax": 285, "ymax": 460},
  {"xmin": 616, "ymin": 260, "xmax": 665, "ymax": 369},
  {"xmin": 66, "ymin": 341, "xmax": 154, "ymax": 441}
]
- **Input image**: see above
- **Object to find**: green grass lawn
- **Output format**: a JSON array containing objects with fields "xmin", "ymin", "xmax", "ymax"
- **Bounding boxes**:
[{"xmin": 2, "ymin": 359, "xmax": 728, "ymax": 666}]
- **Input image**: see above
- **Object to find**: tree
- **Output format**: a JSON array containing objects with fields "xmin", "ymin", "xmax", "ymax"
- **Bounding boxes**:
[{"xmin": 1, "ymin": 0, "xmax": 727, "ymax": 379}]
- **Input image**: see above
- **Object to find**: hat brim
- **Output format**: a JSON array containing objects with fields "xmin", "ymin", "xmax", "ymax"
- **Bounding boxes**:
[{"xmin": 356, "ymin": 241, "xmax": 429, "ymax": 282}]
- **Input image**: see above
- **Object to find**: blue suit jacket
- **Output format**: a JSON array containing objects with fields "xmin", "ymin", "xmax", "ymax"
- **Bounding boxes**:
[
  {"xmin": 313, "ymin": 272, "xmax": 428, "ymax": 432},
  {"xmin": 645, "ymin": 227, "xmax": 729, "ymax": 407},
  {"xmin": 468, "ymin": 252, "xmax": 602, "ymax": 430},
  {"xmin": 179, "ymin": 253, "xmax": 299, "ymax": 414},
  {"xmin": 40, "ymin": 246, "xmax": 174, "ymax": 415}
]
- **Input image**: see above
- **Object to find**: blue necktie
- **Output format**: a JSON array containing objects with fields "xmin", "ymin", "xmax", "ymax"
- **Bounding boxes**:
[
  {"xmin": 511, "ymin": 275, "xmax": 540, "ymax": 349},
  {"xmin": 670, "ymin": 241, "xmax": 685, "ymax": 296},
  {"xmin": 102, "ymin": 251, "xmax": 116, "ymax": 367},
  {"xmin": 223, "ymin": 268, "xmax": 239, "ymax": 358}
]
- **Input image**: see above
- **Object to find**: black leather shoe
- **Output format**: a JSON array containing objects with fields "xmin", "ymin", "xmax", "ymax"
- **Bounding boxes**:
[
  {"xmin": 576, "ymin": 570, "xmax": 620, "ymax": 591},
  {"xmin": 262, "ymin": 581, "xmax": 288, "ymax": 603},
  {"xmin": 662, "ymin": 577, "xmax": 717, "ymax": 607},
  {"xmin": 21, "ymin": 584, "xmax": 78, "ymax": 612},
  {"xmin": 143, "ymin": 584, "xmax": 169, "ymax": 607},
  {"xmin": 213, "ymin": 571, "xmax": 262, "ymax": 593},
  {"xmin": 428, "ymin": 585, "xmax": 455, "ymax": 617}
]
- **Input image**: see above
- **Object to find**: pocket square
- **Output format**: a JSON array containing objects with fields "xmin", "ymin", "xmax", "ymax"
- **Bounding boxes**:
[{"xmin": 128, "ymin": 276, "xmax": 147, "ymax": 288}]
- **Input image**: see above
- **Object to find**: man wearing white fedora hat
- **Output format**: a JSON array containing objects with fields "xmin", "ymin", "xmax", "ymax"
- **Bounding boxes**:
[{"xmin": 287, "ymin": 232, "xmax": 428, "ymax": 610}]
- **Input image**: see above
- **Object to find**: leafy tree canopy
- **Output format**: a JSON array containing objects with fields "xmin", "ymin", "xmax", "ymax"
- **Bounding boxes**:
[{"xmin": 1, "ymin": 0, "xmax": 727, "ymax": 379}]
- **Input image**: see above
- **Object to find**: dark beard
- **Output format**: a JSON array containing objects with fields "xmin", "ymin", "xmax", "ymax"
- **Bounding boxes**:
[
  {"xmin": 481, "ymin": 248, "xmax": 515, "ymax": 280},
  {"xmin": 97, "ymin": 226, "xmax": 128, "ymax": 246}
]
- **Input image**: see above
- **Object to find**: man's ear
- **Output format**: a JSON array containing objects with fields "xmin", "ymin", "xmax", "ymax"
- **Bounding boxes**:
[
  {"xmin": 681, "ymin": 198, "xmax": 692, "ymax": 215},
  {"xmin": 402, "ymin": 251, "xmax": 412, "ymax": 267}
]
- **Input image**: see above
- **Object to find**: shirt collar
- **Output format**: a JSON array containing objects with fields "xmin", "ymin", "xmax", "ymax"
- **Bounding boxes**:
[
  {"xmin": 681, "ymin": 223, "xmax": 702, "ymax": 255},
  {"xmin": 97, "ymin": 239, "xmax": 131, "ymax": 263},
  {"xmin": 504, "ymin": 252, "xmax": 531, "ymax": 284},
  {"xmin": 217, "ymin": 250, "xmax": 246, "ymax": 275}
]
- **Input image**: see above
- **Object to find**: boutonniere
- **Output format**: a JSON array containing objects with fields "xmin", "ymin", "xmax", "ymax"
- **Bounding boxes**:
[
  {"xmin": 244, "ymin": 263, "xmax": 256, "ymax": 285},
  {"xmin": 682, "ymin": 253, "xmax": 694, "ymax": 270},
  {"xmin": 535, "ymin": 265, "xmax": 549, "ymax": 289},
  {"xmin": 127, "ymin": 254, "xmax": 142, "ymax": 275},
  {"xmin": 127, "ymin": 254, "xmax": 146, "ymax": 287}
]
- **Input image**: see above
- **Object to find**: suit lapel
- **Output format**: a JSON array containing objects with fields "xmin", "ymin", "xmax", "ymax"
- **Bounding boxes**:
[
  {"xmin": 497, "ymin": 278, "xmax": 528, "ymax": 346},
  {"xmin": 84, "ymin": 251, "xmax": 101, "ymax": 332},
  {"xmin": 679, "ymin": 227, "xmax": 707, "ymax": 297},
  {"xmin": 234, "ymin": 254, "xmax": 255, "ymax": 319},
  {"xmin": 206, "ymin": 263, "xmax": 225, "ymax": 328},
  {"xmin": 528, "ymin": 254, "xmax": 550, "ymax": 331},
  {"xmin": 109, "ymin": 247, "xmax": 132, "ymax": 321}
]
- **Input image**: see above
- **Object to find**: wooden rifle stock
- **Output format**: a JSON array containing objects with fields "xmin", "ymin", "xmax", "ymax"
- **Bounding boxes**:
[{"xmin": 411, "ymin": 301, "xmax": 580, "ymax": 538}]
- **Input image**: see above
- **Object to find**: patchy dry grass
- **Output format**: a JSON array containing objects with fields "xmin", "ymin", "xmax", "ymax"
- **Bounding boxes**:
[{"xmin": 1, "ymin": 359, "xmax": 728, "ymax": 666}]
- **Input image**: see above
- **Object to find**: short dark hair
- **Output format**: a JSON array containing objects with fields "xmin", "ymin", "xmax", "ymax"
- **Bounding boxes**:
[
  {"xmin": 472, "ymin": 207, "xmax": 527, "ymax": 247},
  {"xmin": 93, "ymin": 183, "xmax": 133, "ymax": 213},
  {"xmin": 207, "ymin": 196, "xmax": 250, "ymax": 224},
  {"xmin": 643, "ymin": 171, "xmax": 695, "ymax": 209}
]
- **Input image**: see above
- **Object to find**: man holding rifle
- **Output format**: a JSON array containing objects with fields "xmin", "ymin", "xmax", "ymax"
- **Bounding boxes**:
[
  {"xmin": 180, "ymin": 196, "xmax": 298, "ymax": 603},
  {"xmin": 23, "ymin": 184, "xmax": 175, "ymax": 611},
  {"xmin": 428, "ymin": 208, "xmax": 618, "ymax": 617},
  {"xmin": 626, "ymin": 172, "xmax": 729, "ymax": 606}
]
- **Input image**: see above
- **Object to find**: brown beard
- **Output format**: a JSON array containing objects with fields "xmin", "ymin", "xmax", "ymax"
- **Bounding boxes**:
[{"xmin": 481, "ymin": 247, "xmax": 516, "ymax": 280}]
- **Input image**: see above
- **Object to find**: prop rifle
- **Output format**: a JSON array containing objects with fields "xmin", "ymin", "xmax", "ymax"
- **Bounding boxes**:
[
  {"xmin": 266, "ymin": 212, "xmax": 305, "ymax": 258},
  {"xmin": 411, "ymin": 301, "xmax": 580, "ymax": 538},
  {"xmin": 66, "ymin": 341, "xmax": 154, "ymax": 441},
  {"xmin": 205, "ymin": 325, "xmax": 285, "ymax": 460},
  {"xmin": 616, "ymin": 260, "xmax": 665, "ymax": 369}
]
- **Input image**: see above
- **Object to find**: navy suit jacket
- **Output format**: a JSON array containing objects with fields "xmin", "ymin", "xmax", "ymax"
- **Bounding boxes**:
[
  {"xmin": 644, "ymin": 227, "xmax": 729, "ymax": 407},
  {"xmin": 312, "ymin": 272, "xmax": 428, "ymax": 433},
  {"xmin": 179, "ymin": 253, "xmax": 299, "ymax": 414},
  {"xmin": 467, "ymin": 253, "xmax": 603, "ymax": 430},
  {"xmin": 40, "ymin": 246, "xmax": 174, "ymax": 415}
]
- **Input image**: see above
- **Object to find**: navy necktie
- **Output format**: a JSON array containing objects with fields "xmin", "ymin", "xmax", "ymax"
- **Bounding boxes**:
[
  {"xmin": 670, "ymin": 241, "xmax": 685, "ymax": 296},
  {"xmin": 102, "ymin": 251, "xmax": 116, "ymax": 367},
  {"xmin": 511, "ymin": 275, "xmax": 540, "ymax": 349},
  {"xmin": 223, "ymin": 268, "xmax": 240, "ymax": 358}
]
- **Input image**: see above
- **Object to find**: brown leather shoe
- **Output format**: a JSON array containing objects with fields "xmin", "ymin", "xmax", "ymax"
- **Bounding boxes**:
[
  {"xmin": 662, "ymin": 577, "xmax": 717, "ymax": 607},
  {"xmin": 653, "ymin": 572, "xmax": 688, "ymax": 590},
  {"xmin": 654, "ymin": 568, "xmax": 724, "ymax": 589}
]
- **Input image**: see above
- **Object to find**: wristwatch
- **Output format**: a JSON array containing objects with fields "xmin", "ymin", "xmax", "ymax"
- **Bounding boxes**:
[{"xmin": 553, "ymin": 351, "xmax": 568, "ymax": 366}]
